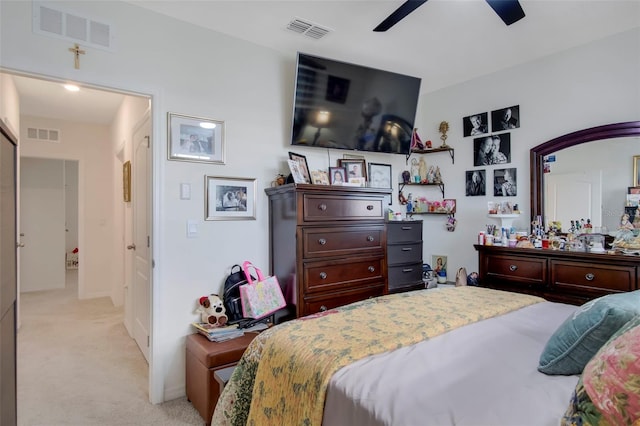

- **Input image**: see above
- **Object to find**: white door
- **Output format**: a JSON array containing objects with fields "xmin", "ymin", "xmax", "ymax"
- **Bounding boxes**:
[
  {"xmin": 545, "ymin": 170, "xmax": 602, "ymax": 231},
  {"xmin": 131, "ymin": 116, "xmax": 151, "ymax": 362},
  {"xmin": 19, "ymin": 158, "xmax": 65, "ymax": 293}
]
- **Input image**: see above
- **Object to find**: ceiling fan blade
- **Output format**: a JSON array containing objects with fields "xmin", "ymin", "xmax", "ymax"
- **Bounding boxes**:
[
  {"xmin": 373, "ymin": 0, "xmax": 428, "ymax": 32},
  {"xmin": 485, "ymin": 0, "xmax": 526, "ymax": 26}
]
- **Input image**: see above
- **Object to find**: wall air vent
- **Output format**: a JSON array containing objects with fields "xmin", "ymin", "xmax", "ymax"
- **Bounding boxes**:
[
  {"xmin": 286, "ymin": 18, "xmax": 331, "ymax": 40},
  {"xmin": 32, "ymin": 1, "xmax": 114, "ymax": 51},
  {"xmin": 26, "ymin": 127, "xmax": 61, "ymax": 143}
]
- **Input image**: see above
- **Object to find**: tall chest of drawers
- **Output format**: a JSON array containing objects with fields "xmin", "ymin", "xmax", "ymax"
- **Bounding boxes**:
[
  {"xmin": 265, "ymin": 184, "xmax": 392, "ymax": 318},
  {"xmin": 386, "ymin": 220, "xmax": 423, "ymax": 293}
]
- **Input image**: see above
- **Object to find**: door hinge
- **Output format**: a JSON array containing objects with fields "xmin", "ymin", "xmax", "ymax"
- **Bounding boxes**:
[
  {"xmin": 147, "ymin": 236, "xmax": 150, "ymax": 247},
  {"xmin": 145, "ymin": 135, "xmax": 150, "ymax": 148},
  {"xmin": 147, "ymin": 335, "xmax": 150, "ymax": 347}
]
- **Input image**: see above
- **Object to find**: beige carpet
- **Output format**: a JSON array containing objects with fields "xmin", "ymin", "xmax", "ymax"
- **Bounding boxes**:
[{"xmin": 17, "ymin": 271, "xmax": 203, "ymax": 426}]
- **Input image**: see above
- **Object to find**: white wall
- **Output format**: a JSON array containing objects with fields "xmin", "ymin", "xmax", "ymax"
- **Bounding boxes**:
[
  {"xmin": 19, "ymin": 116, "xmax": 114, "ymax": 300},
  {"xmin": 2, "ymin": 0, "xmax": 638, "ymax": 403}
]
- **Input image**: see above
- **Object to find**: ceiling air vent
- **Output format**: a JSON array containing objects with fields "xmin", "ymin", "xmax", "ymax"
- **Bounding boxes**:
[
  {"xmin": 27, "ymin": 127, "xmax": 61, "ymax": 143},
  {"xmin": 32, "ymin": 1, "xmax": 114, "ymax": 51},
  {"xmin": 286, "ymin": 18, "xmax": 331, "ymax": 40}
]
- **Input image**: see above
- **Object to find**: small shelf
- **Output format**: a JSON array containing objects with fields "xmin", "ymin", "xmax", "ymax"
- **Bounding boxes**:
[
  {"xmin": 399, "ymin": 182, "xmax": 444, "ymax": 198},
  {"xmin": 405, "ymin": 147, "xmax": 454, "ymax": 164},
  {"xmin": 487, "ymin": 213, "xmax": 521, "ymax": 230}
]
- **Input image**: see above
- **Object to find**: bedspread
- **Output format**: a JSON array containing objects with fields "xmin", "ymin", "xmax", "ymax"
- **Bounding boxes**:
[{"xmin": 212, "ymin": 286, "xmax": 544, "ymax": 426}]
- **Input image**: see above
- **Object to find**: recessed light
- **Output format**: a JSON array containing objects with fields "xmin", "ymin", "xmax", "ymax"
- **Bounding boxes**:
[{"xmin": 63, "ymin": 84, "xmax": 80, "ymax": 92}]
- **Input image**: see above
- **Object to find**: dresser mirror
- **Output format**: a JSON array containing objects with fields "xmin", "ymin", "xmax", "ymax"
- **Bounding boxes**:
[{"xmin": 530, "ymin": 121, "xmax": 640, "ymax": 233}]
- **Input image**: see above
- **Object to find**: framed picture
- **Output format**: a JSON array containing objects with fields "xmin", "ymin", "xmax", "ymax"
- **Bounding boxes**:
[
  {"xmin": 288, "ymin": 152, "xmax": 311, "ymax": 184},
  {"xmin": 349, "ymin": 177, "xmax": 366, "ymax": 187},
  {"xmin": 368, "ymin": 163, "xmax": 392, "ymax": 188},
  {"xmin": 432, "ymin": 255, "xmax": 448, "ymax": 280},
  {"xmin": 310, "ymin": 170, "xmax": 329, "ymax": 185},
  {"xmin": 463, "ymin": 112, "xmax": 488, "ymax": 137},
  {"xmin": 205, "ymin": 176, "xmax": 256, "ymax": 221},
  {"xmin": 168, "ymin": 113, "xmax": 225, "ymax": 164},
  {"xmin": 474, "ymin": 134, "xmax": 511, "ymax": 166},
  {"xmin": 338, "ymin": 159, "xmax": 367, "ymax": 181},
  {"xmin": 494, "ymin": 168, "xmax": 517, "ymax": 197},
  {"xmin": 634, "ymin": 155, "xmax": 640, "ymax": 187},
  {"xmin": 329, "ymin": 166, "xmax": 346, "ymax": 185},
  {"xmin": 491, "ymin": 105, "xmax": 520, "ymax": 132},
  {"xmin": 443, "ymin": 199, "xmax": 456, "ymax": 214},
  {"xmin": 122, "ymin": 161, "xmax": 131, "ymax": 202},
  {"xmin": 465, "ymin": 170, "xmax": 486, "ymax": 196},
  {"xmin": 628, "ymin": 186, "xmax": 640, "ymax": 194}
]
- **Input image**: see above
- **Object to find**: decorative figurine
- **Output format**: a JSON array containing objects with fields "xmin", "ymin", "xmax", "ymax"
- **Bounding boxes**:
[
  {"xmin": 418, "ymin": 157, "xmax": 427, "ymax": 182},
  {"xmin": 410, "ymin": 158, "xmax": 420, "ymax": 183},
  {"xmin": 438, "ymin": 121, "xmax": 450, "ymax": 148},
  {"xmin": 433, "ymin": 166, "xmax": 442, "ymax": 184}
]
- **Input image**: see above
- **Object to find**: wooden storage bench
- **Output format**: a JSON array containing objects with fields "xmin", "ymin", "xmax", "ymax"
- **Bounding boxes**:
[{"xmin": 185, "ymin": 332, "xmax": 259, "ymax": 425}]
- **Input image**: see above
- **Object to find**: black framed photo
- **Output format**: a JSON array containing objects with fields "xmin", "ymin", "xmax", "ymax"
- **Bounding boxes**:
[
  {"xmin": 368, "ymin": 163, "xmax": 392, "ymax": 188},
  {"xmin": 329, "ymin": 166, "xmax": 347, "ymax": 185},
  {"xmin": 338, "ymin": 159, "xmax": 367, "ymax": 181},
  {"xmin": 474, "ymin": 134, "xmax": 511, "ymax": 166},
  {"xmin": 465, "ymin": 170, "xmax": 486, "ymax": 196},
  {"xmin": 288, "ymin": 152, "xmax": 311, "ymax": 184},
  {"xmin": 491, "ymin": 105, "xmax": 520, "ymax": 132},
  {"xmin": 494, "ymin": 168, "xmax": 517, "ymax": 197},
  {"xmin": 463, "ymin": 112, "xmax": 488, "ymax": 137}
]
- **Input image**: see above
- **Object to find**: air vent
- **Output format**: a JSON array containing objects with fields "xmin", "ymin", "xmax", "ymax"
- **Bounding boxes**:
[
  {"xmin": 27, "ymin": 127, "xmax": 61, "ymax": 143},
  {"xmin": 32, "ymin": 2, "xmax": 114, "ymax": 51},
  {"xmin": 286, "ymin": 18, "xmax": 331, "ymax": 40}
]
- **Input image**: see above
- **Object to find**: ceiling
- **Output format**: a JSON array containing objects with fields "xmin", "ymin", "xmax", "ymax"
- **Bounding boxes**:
[{"xmin": 9, "ymin": 0, "xmax": 640, "ymax": 124}]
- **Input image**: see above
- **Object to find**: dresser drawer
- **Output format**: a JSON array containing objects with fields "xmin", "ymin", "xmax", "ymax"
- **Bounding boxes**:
[
  {"xmin": 387, "ymin": 242, "xmax": 422, "ymax": 264},
  {"xmin": 484, "ymin": 254, "xmax": 546, "ymax": 286},
  {"xmin": 303, "ymin": 256, "xmax": 384, "ymax": 294},
  {"xmin": 303, "ymin": 285, "xmax": 385, "ymax": 316},
  {"xmin": 551, "ymin": 260, "xmax": 635, "ymax": 295},
  {"xmin": 388, "ymin": 262, "xmax": 423, "ymax": 290},
  {"xmin": 302, "ymin": 194, "xmax": 384, "ymax": 222},
  {"xmin": 302, "ymin": 225, "xmax": 385, "ymax": 259},
  {"xmin": 387, "ymin": 222, "xmax": 422, "ymax": 243}
]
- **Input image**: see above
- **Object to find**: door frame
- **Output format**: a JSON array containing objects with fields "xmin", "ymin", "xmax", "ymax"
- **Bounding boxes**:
[{"xmin": 5, "ymin": 68, "xmax": 162, "ymax": 403}]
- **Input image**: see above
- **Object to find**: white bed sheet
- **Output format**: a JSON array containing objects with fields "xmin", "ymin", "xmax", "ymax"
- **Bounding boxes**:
[{"xmin": 322, "ymin": 300, "xmax": 579, "ymax": 426}]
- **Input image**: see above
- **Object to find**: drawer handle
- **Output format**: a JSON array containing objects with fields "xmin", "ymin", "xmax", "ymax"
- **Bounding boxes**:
[
  {"xmin": 318, "ymin": 203, "xmax": 327, "ymax": 211},
  {"xmin": 367, "ymin": 235, "xmax": 374, "ymax": 242},
  {"xmin": 401, "ymin": 226, "xmax": 412, "ymax": 230},
  {"xmin": 403, "ymin": 268, "xmax": 414, "ymax": 273},
  {"xmin": 509, "ymin": 265, "xmax": 518, "ymax": 271},
  {"xmin": 368, "ymin": 266, "xmax": 375, "ymax": 273},
  {"xmin": 320, "ymin": 305, "xmax": 327, "ymax": 312},
  {"xmin": 585, "ymin": 273, "xmax": 595, "ymax": 281},
  {"xmin": 318, "ymin": 238, "xmax": 327, "ymax": 245},
  {"xmin": 366, "ymin": 205, "xmax": 374, "ymax": 211},
  {"xmin": 319, "ymin": 272, "xmax": 327, "ymax": 279},
  {"xmin": 401, "ymin": 247, "xmax": 412, "ymax": 251}
]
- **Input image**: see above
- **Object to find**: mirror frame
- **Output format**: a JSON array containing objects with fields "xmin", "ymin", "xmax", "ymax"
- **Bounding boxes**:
[{"xmin": 530, "ymin": 120, "xmax": 640, "ymax": 226}]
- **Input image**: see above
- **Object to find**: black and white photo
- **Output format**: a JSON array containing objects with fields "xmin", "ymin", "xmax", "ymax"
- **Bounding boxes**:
[
  {"xmin": 491, "ymin": 105, "xmax": 520, "ymax": 132},
  {"xmin": 463, "ymin": 112, "xmax": 488, "ymax": 137},
  {"xmin": 474, "ymin": 134, "xmax": 511, "ymax": 166},
  {"xmin": 466, "ymin": 170, "xmax": 486, "ymax": 196},
  {"xmin": 494, "ymin": 168, "xmax": 517, "ymax": 197}
]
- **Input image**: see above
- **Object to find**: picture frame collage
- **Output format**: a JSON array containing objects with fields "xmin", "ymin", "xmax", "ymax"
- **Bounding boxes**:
[
  {"xmin": 463, "ymin": 105, "xmax": 520, "ymax": 197},
  {"xmin": 287, "ymin": 151, "xmax": 392, "ymax": 189}
]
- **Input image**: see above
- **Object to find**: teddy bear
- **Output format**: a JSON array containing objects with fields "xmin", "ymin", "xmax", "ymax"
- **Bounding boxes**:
[{"xmin": 194, "ymin": 294, "xmax": 228, "ymax": 326}]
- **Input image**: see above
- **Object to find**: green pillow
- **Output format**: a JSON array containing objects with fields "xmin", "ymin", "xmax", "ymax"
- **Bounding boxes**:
[{"xmin": 538, "ymin": 290, "xmax": 640, "ymax": 375}]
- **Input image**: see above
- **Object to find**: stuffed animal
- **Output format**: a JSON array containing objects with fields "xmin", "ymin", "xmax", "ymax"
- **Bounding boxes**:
[{"xmin": 194, "ymin": 294, "xmax": 228, "ymax": 326}]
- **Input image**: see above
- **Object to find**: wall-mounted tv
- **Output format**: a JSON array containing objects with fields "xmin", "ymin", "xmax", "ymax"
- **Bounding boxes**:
[{"xmin": 291, "ymin": 52, "xmax": 421, "ymax": 155}]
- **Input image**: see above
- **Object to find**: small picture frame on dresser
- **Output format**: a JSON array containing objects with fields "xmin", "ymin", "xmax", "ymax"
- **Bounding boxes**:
[{"xmin": 329, "ymin": 167, "xmax": 347, "ymax": 185}]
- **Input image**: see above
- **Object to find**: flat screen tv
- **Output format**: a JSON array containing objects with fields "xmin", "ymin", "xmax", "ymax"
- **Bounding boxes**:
[{"xmin": 291, "ymin": 52, "xmax": 421, "ymax": 155}]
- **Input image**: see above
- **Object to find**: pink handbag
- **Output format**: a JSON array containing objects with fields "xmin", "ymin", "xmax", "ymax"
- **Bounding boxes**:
[{"xmin": 239, "ymin": 261, "xmax": 286, "ymax": 319}]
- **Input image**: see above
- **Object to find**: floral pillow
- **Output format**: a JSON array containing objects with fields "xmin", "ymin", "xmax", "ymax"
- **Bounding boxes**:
[{"xmin": 562, "ymin": 315, "xmax": 640, "ymax": 425}]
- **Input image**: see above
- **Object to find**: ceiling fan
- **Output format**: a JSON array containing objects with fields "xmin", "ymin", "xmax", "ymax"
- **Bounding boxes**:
[{"xmin": 373, "ymin": 0, "xmax": 526, "ymax": 32}]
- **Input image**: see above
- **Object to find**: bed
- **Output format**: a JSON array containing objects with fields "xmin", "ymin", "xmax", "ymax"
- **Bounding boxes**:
[{"xmin": 211, "ymin": 286, "xmax": 640, "ymax": 426}]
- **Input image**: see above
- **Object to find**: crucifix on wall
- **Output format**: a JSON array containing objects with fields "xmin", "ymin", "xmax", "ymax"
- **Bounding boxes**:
[{"xmin": 68, "ymin": 43, "xmax": 86, "ymax": 69}]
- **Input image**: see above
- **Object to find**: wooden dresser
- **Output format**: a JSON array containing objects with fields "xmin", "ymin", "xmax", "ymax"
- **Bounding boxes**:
[
  {"xmin": 265, "ymin": 184, "xmax": 392, "ymax": 318},
  {"xmin": 475, "ymin": 245, "xmax": 639, "ymax": 305},
  {"xmin": 387, "ymin": 220, "xmax": 423, "ymax": 293}
]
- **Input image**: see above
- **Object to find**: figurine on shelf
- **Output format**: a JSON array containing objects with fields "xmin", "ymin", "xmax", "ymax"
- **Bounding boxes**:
[
  {"xmin": 402, "ymin": 170, "xmax": 411, "ymax": 184},
  {"xmin": 438, "ymin": 121, "xmax": 450, "ymax": 148},
  {"xmin": 620, "ymin": 213, "xmax": 634, "ymax": 230},
  {"xmin": 433, "ymin": 166, "xmax": 442, "ymax": 184},
  {"xmin": 411, "ymin": 128, "xmax": 425, "ymax": 151},
  {"xmin": 406, "ymin": 193, "xmax": 413, "ymax": 213},
  {"xmin": 427, "ymin": 165, "xmax": 436, "ymax": 183},
  {"xmin": 410, "ymin": 158, "xmax": 420, "ymax": 183},
  {"xmin": 398, "ymin": 190, "xmax": 408, "ymax": 205},
  {"xmin": 418, "ymin": 157, "xmax": 427, "ymax": 182}
]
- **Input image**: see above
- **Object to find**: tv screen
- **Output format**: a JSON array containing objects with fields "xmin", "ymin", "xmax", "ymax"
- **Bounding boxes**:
[{"xmin": 291, "ymin": 53, "xmax": 421, "ymax": 155}]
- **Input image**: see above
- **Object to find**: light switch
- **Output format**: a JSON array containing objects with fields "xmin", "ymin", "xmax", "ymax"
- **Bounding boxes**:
[
  {"xmin": 187, "ymin": 220, "xmax": 198, "ymax": 238},
  {"xmin": 180, "ymin": 183, "xmax": 191, "ymax": 200}
]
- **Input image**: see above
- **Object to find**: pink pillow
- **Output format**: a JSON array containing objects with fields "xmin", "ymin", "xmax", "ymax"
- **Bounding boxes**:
[{"xmin": 582, "ymin": 316, "xmax": 640, "ymax": 425}]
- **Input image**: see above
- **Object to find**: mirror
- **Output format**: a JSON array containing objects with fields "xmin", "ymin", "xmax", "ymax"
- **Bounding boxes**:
[{"xmin": 530, "ymin": 121, "xmax": 640, "ymax": 232}]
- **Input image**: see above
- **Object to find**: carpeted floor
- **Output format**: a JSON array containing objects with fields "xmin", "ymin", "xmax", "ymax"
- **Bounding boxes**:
[{"xmin": 17, "ymin": 271, "xmax": 203, "ymax": 426}]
